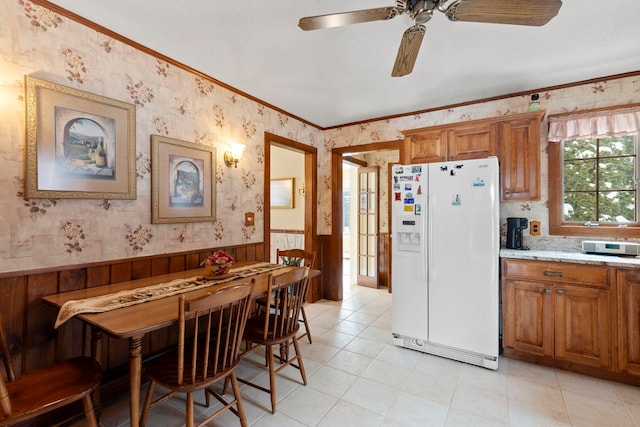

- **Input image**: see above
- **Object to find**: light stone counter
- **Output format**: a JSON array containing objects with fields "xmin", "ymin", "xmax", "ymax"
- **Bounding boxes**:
[{"xmin": 500, "ymin": 249, "xmax": 640, "ymax": 269}]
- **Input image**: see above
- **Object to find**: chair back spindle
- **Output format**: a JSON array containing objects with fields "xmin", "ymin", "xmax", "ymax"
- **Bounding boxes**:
[{"xmin": 140, "ymin": 281, "xmax": 254, "ymax": 427}]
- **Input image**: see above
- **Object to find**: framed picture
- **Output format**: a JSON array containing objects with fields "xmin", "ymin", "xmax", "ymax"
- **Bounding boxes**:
[
  {"xmin": 151, "ymin": 135, "xmax": 216, "ymax": 223},
  {"xmin": 270, "ymin": 178, "xmax": 294, "ymax": 209},
  {"xmin": 24, "ymin": 76, "xmax": 136, "ymax": 199}
]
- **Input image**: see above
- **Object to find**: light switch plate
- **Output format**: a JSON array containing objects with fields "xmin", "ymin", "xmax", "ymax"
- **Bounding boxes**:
[{"xmin": 245, "ymin": 212, "xmax": 255, "ymax": 226}]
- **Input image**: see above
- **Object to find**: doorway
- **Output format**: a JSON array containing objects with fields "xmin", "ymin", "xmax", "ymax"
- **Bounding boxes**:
[
  {"xmin": 336, "ymin": 143, "xmax": 403, "ymax": 298},
  {"xmin": 263, "ymin": 132, "xmax": 318, "ymax": 297}
]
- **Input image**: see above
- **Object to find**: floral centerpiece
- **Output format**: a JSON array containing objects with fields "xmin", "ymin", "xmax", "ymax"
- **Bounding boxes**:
[{"xmin": 201, "ymin": 250, "xmax": 235, "ymax": 276}]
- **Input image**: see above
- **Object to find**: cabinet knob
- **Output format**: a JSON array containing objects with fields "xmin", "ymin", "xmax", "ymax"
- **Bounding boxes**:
[
  {"xmin": 544, "ymin": 289, "xmax": 551, "ymax": 295},
  {"xmin": 557, "ymin": 289, "xmax": 565, "ymax": 296}
]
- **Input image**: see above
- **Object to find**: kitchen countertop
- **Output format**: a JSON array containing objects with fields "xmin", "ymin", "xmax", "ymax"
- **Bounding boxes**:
[{"xmin": 500, "ymin": 249, "xmax": 640, "ymax": 268}]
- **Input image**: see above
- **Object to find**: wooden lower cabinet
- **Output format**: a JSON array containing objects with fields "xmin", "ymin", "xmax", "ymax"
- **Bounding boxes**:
[
  {"xmin": 554, "ymin": 284, "xmax": 610, "ymax": 368},
  {"xmin": 617, "ymin": 269, "xmax": 640, "ymax": 375},
  {"xmin": 503, "ymin": 279, "xmax": 553, "ymax": 357},
  {"xmin": 500, "ymin": 258, "xmax": 640, "ymax": 386},
  {"xmin": 504, "ymin": 277, "xmax": 610, "ymax": 368}
]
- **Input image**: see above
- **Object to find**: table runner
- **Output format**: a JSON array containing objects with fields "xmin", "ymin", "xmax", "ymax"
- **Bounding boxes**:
[{"xmin": 54, "ymin": 262, "xmax": 285, "ymax": 328}]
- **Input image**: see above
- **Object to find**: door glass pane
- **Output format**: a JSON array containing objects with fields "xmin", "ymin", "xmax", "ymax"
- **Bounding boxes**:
[
  {"xmin": 368, "ymin": 215, "xmax": 376, "ymax": 231},
  {"xmin": 359, "ymin": 194, "xmax": 367, "ymax": 212},
  {"xmin": 368, "ymin": 235, "xmax": 376, "ymax": 252},
  {"xmin": 360, "ymin": 214, "xmax": 368, "ymax": 232},
  {"xmin": 368, "ymin": 172, "xmax": 376, "ymax": 191},
  {"xmin": 359, "ymin": 256, "xmax": 367, "ymax": 275},
  {"xmin": 360, "ymin": 235, "xmax": 368, "ymax": 254},
  {"xmin": 360, "ymin": 176, "xmax": 367, "ymax": 190},
  {"xmin": 368, "ymin": 257, "xmax": 376, "ymax": 276}
]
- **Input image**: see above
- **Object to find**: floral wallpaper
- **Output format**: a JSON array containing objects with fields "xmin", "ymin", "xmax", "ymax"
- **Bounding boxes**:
[
  {"xmin": 321, "ymin": 78, "xmax": 640, "ymax": 250},
  {"xmin": 2, "ymin": 1, "xmax": 640, "ymax": 274},
  {"xmin": 0, "ymin": 1, "xmax": 321, "ymax": 272}
]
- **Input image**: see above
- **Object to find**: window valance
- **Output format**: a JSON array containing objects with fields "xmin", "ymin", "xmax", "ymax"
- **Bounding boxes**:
[{"xmin": 548, "ymin": 105, "xmax": 640, "ymax": 142}]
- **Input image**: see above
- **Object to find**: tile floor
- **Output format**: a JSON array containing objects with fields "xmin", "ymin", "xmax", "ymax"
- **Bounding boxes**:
[{"xmin": 73, "ymin": 280, "xmax": 640, "ymax": 427}]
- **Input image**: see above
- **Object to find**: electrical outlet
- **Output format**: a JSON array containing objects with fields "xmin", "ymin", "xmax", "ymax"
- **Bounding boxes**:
[{"xmin": 530, "ymin": 220, "xmax": 541, "ymax": 236}]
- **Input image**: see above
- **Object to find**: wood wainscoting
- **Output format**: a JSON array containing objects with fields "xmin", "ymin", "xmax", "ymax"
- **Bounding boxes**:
[{"xmin": 0, "ymin": 243, "xmax": 265, "ymax": 397}]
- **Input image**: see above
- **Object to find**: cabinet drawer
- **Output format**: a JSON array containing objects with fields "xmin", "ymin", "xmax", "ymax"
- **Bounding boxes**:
[{"xmin": 502, "ymin": 259, "xmax": 611, "ymax": 288}]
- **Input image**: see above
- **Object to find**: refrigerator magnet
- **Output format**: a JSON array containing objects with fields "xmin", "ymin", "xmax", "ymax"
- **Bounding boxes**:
[
  {"xmin": 395, "ymin": 192, "xmax": 401, "ymax": 201},
  {"xmin": 472, "ymin": 177, "xmax": 485, "ymax": 187},
  {"xmin": 451, "ymin": 194, "xmax": 462, "ymax": 206},
  {"xmin": 404, "ymin": 205, "xmax": 414, "ymax": 212},
  {"xmin": 415, "ymin": 204, "xmax": 422, "ymax": 215}
]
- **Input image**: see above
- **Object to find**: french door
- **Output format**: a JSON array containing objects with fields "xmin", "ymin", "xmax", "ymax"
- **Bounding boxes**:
[{"xmin": 357, "ymin": 166, "xmax": 379, "ymax": 288}]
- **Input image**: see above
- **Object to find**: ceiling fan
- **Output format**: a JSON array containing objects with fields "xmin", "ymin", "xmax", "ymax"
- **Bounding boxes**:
[{"xmin": 299, "ymin": 0, "xmax": 562, "ymax": 77}]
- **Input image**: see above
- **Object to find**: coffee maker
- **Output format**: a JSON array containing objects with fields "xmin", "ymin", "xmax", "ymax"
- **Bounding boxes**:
[{"xmin": 506, "ymin": 217, "xmax": 528, "ymax": 250}]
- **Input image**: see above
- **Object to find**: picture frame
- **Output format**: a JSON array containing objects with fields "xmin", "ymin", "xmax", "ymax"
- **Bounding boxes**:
[
  {"xmin": 151, "ymin": 135, "xmax": 216, "ymax": 223},
  {"xmin": 25, "ymin": 75, "xmax": 136, "ymax": 199},
  {"xmin": 270, "ymin": 177, "xmax": 294, "ymax": 209}
]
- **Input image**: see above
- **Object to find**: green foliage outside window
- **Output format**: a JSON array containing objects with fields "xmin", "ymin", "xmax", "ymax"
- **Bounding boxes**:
[{"xmin": 563, "ymin": 135, "xmax": 637, "ymax": 223}]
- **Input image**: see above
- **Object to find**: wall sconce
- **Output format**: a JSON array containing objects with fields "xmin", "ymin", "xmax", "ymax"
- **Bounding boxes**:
[
  {"xmin": 224, "ymin": 143, "xmax": 245, "ymax": 168},
  {"xmin": 298, "ymin": 182, "xmax": 306, "ymax": 196}
]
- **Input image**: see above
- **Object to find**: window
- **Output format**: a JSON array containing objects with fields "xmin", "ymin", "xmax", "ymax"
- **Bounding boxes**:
[
  {"xmin": 548, "ymin": 105, "xmax": 640, "ymax": 237},
  {"xmin": 563, "ymin": 136, "xmax": 637, "ymax": 222}
]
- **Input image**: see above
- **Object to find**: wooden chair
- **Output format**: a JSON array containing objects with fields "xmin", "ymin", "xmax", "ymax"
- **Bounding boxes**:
[
  {"xmin": 237, "ymin": 267, "xmax": 310, "ymax": 414},
  {"xmin": 140, "ymin": 282, "xmax": 254, "ymax": 427},
  {"xmin": 256, "ymin": 249, "xmax": 316, "ymax": 343},
  {"xmin": 0, "ymin": 315, "xmax": 101, "ymax": 427}
]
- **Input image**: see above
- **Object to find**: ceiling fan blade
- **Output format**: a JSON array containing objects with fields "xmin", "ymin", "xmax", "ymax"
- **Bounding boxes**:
[
  {"xmin": 445, "ymin": 0, "xmax": 562, "ymax": 26},
  {"xmin": 391, "ymin": 25, "xmax": 426, "ymax": 77},
  {"xmin": 299, "ymin": 7, "xmax": 401, "ymax": 31}
]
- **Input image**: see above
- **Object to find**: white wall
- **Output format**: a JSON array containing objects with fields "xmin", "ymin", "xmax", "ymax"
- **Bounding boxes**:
[{"xmin": 270, "ymin": 146, "xmax": 305, "ymax": 230}]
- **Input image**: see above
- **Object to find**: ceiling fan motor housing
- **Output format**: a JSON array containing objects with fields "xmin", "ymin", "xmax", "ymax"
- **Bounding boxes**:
[{"xmin": 406, "ymin": 0, "xmax": 436, "ymax": 24}]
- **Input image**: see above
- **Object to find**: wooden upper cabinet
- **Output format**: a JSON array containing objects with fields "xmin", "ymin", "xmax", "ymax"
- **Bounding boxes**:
[
  {"xmin": 447, "ymin": 122, "xmax": 497, "ymax": 161},
  {"xmin": 404, "ymin": 123, "xmax": 497, "ymax": 163},
  {"xmin": 406, "ymin": 129, "xmax": 447, "ymax": 163},
  {"xmin": 401, "ymin": 111, "xmax": 545, "ymax": 201},
  {"xmin": 500, "ymin": 111, "xmax": 544, "ymax": 201},
  {"xmin": 402, "ymin": 111, "xmax": 544, "ymax": 201}
]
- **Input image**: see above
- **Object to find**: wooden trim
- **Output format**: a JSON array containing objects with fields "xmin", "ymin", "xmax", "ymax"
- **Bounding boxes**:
[
  {"xmin": 270, "ymin": 229, "xmax": 304, "ymax": 234},
  {"xmin": 31, "ymin": 0, "xmax": 319, "ymax": 130},
  {"xmin": 343, "ymin": 156, "xmax": 367, "ymax": 167}
]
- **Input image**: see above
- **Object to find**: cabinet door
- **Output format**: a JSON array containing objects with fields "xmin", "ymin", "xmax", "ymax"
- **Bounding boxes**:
[
  {"xmin": 503, "ymin": 279, "xmax": 553, "ymax": 356},
  {"xmin": 406, "ymin": 129, "xmax": 447, "ymax": 163},
  {"xmin": 500, "ymin": 115, "xmax": 541, "ymax": 201},
  {"xmin": 617, "ymin": 270, "xmax": 640, "ymax": 375},
  {"xmin": 447, "ymin": 123, "xmax": 497, "ymax": 161},
  {"xmin": 554, "ymin": 285, "xmax": 610, "ymax": 368}
]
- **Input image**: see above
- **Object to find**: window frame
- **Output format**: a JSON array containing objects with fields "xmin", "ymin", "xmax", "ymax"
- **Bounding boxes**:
[{"xmin": 549, "ymin": 134, "xmax": 640, "ymax": 238}]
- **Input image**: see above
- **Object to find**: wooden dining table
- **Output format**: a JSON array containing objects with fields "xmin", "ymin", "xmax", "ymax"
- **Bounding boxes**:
[{"xmin": 42, "ymin": 263, "xmax": 319, "ymax": 427}]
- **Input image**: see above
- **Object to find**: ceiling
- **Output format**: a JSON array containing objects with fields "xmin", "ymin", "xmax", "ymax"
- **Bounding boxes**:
[{"xmin": 44, "ymin": 0, "xmax": 640, "ymax": 129}]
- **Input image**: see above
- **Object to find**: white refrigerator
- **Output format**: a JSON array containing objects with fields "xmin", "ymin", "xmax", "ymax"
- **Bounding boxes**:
[{"xmin": 391, "ymin": 157, "xmax": 499, "ymax": 370}]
